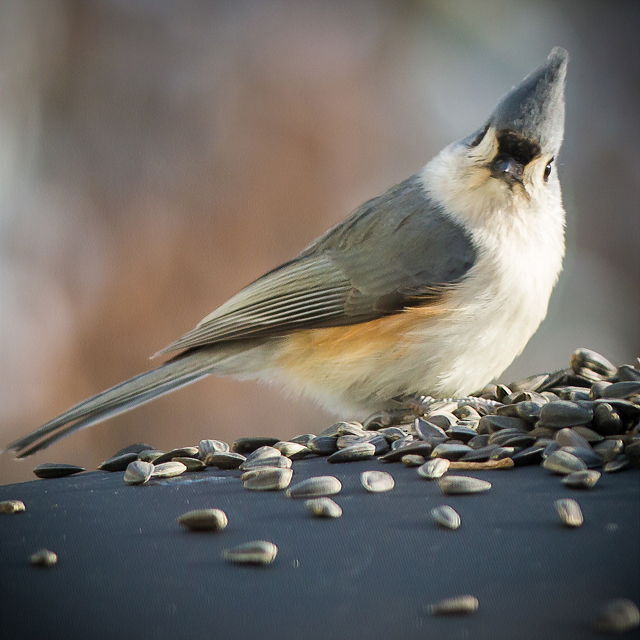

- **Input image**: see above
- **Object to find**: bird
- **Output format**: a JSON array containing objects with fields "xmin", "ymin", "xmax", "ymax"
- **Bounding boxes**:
[{"xmin": 7, "ymin": 47, "xmax": 568, "ymax": 458}]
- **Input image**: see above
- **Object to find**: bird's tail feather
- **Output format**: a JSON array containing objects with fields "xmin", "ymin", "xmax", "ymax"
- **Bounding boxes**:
[{"xmin": 5, "ymin": 350, "xmax": 221, "ymax": 458}]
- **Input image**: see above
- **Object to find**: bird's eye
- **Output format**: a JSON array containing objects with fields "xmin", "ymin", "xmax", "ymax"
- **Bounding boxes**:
[{"xmin": 544, "ymin": 158, "xmax": 554, "ymax": 181}]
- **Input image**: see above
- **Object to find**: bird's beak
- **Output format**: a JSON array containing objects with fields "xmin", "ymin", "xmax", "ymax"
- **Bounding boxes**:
[{"xmin": 489, "ymin": 47, "xmax": 568, "ymax": 156}]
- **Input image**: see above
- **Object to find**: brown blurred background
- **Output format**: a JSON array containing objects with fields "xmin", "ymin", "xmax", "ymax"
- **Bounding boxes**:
[{"xmin": 1, "ymin": 0, "xmax": 638, "ymax": 485}]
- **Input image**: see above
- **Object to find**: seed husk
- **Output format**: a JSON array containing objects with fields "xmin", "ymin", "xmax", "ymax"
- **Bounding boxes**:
[
  {"xmin": 305, "ymin": 497, "xmax": 342, "ymax": 519},
  {"xmin": 438, "ymin": 475, "xmax": 491, "ymax": 495},
  {"xmin": 592, "ymin": 599, "xmax": 640, "ymax": 634},
  {"xmin": 33, "ymin": 463, "xmax": 85, "ymax": 479},
  {"xmin": 555, "ymin": 498, "xmax": 583, "ymax": 527},
  {"xmin": 232, "ymin": 437, "xmax": 280, "ymax": 455},
  {"xmin": 431, "ymin": 505, "xmax": 461, "ymax": 530},
  {"xmin": 124, "ymin": 460, "xmax": 154, "ymax": 485},
  {"xmin": 153, "ymin": 447, "xmax": 199, "ymax": 465},
  {"xmin": 448, "ymin": 458, "xmax": 513, "ymax": 471},
  {"xmin": 327, "ymin": 441, "xmax": 375, "ymax": 463},
  {"xmin": 286, "ymin": 476, "xmax": 342, "ymax": 499},
  {"xmin": 204, "ymin": 452, "xmax": 246, "ymax": 469},
  {"xmin": 198, "ymin": 439, "xmax": 229, "ymax": 459},
  {"xmin": 561, "ymin": 469, "xmax": 601, "ymax": 489},
  {"xmin": 603, "ymin": 455, "xmax": 631, "ymax": 473},
  {"xmin": 151, "ymin": 461, "xmax": 187, "ymax": 479},
  {"xmin": 177, "ymin": 508, "xmax": 228, "ymax": 532},
  {"xmin": 431, "ymin": 443, "xmax": 473, "ymax": 461},
  {"xmin": 417, "ymin": 458, "xmax": 450, "ymax": 480},
  {"xmin": 401, "ymin": 454, "xmax": 425, "ymax": 467},
  {"xmin": 173, "ymin": 456, "xmax": 206, "ymax": 472},
  {"xmin": 308, "ymin": 436, "xmax": 338, "ymax": 456},
  {"xmin": 98, "ymin": 452, "xmax": 139, "ymax": 472},
  {"xmin": 542, "ymin": 450, "xmax": 587, "ymax": 475},
  {"xmin": 570, "ymin": 348, "xmax": 617, "ymax": 381},
  {"xmin": 240, "ymin": 455, "xmax": 292, "ymax": 472},
  {"xmin": 223, "ymin": 540, "xmax": 278, "ymax": 565},
  {"xmin": 137, "ymin": 449, "xmax": 165, "ymax": 463},
  {"xmin": 538, "ymin": 401, "xmax": 593, "ymax": 429},
  {"xmin": 239, "ymin": 446, "xmax": 282, "ymax": 470},
  {"xmin": 242, "ymin": 467, "xmax": 293, "ymax": 491},
  {"xmin": 30, "ymin": 549, "xmax": 57, "ymax": 567},
  {"xmin": 360, "ymin": 470, "xmax": 395, "ymax": 493},
  {"xmin": 0, "ymin": 500, "xmax": 26, "ymax": 514},
  {"xmin": 428, "ymin": 595, "xmax": 479, "ymax": 615},
  {"xmin": 273, "ymin": 441, "xmax": 312, "ymax": 459}
]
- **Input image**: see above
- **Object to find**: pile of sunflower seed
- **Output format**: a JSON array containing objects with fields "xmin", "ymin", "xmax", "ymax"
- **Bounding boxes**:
[{"xmin": 13, "ymin": 347, "xmax": 640, "ymax": 633}]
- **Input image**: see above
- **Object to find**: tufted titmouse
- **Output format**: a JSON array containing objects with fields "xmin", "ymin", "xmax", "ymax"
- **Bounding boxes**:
[{"xmin": 8, "ymin": 48, "xmax": 568, "ymax": 457}]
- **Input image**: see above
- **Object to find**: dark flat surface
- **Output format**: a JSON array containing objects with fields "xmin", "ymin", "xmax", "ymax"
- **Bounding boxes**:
[{"xmin": 1, "ymin": 457, "xmax": 639, "ymax": 640}]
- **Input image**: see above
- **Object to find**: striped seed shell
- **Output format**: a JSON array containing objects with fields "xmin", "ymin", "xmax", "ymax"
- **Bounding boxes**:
[
  {"xmin": 223, "ymin": 540, "xmax": 278, "ymax": 565},
  {"xmin": 177, "ymin": 508, "xmax": 228, "ymax": 532}
]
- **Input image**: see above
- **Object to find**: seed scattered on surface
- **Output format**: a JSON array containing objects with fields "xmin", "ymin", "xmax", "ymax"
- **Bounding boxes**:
[
  {"xmin": 173, "ymin": 457, "xmax": 206, "ymax": 472},
  {"xmin": 305, "ymin": 497, "xmax": 342, "ymax": 519},
  {"xmin": 204, "ymin": 452, "xmax": 246, "ymax": 469},
  {"xmin": 30, "ymin": 549, "xmax": 57, "ymax": 567},
  {"xmin": 360, "ymin": 470, "xmax": 395, "ymax": 493},
  {"xmin": 242, "ymin": 467, "xmax": 293, "ymax": 491},
  {"xmin": 561, "ymin": 469, "xmax": 601, "ymax": 489},
  {"xmin": 98, "ymin": 452, "xmax": 139, "ymax": 472},
  {"xmin": 0, "ymin": 500, "xmax": 25, "ymax": 514},
  {"xmin": 232, "ymin": 437, "xmax": 280, "ymax": 455},
  {"xmin": 151, "ymin": 461, "xmax": 187, "ymax": 479},
  {"xmin": 223, "ymin": 540, "xmax": 278, "ymax": 565},
  {"xmin": 273, "ymin": 441, "xmax": 312, "ymax": 459},
  {"xmin": 198, "ymin": 439, "xmax": 229, "ymax": 459},
  {"xmin": 33, "ymin": 463, "xmax": 85, "ymax": 479},
  {"xmin": 401, "ymin": 454, "xmax": 425, "ymax": 467},
  {"xmin": 177, "ymin": 508, "xmax": 228, "ymax": 532},
  {"xmin": 592, "ymin": 599, "xmax": 640, "ymax": 634},
  {"xmin": 431, "ymin": 505, "xmax": 461, "ymax": 530},
  {"xmin": 542, "ymin": 450, "xmax": 588, "ymax": 475},
  {"xmin": 418, "ymin": 458, "xmax": 450, "ymax": 480},
  {"xmin": 428, "ymin": 595, "xmax": 479, "ymax": 615},
  {"xmin": 124, "ymin": 460, "xmax": 154, "ymax": 485},
  {"xmin": 555, "ymin": 498, "xmax": 583, "ymax": 527},
  {"xmin": 137, "ymin": 449, "xmax": 165, "ymax": 463},
  {"xmin": 286, "ymin": 476, "xmax": 342, "ymax": 499},
  {"xmin": 153, "ymin": 447, "xmax": 199, "ymax": 465},
  {"xmin": 327, "ymin": 441, "xmax": 376, "ymax": 463},
  {"xmin": 239, "ymin": 446, "xmax": 283, "ymax": 470},
  {"xmin": 438, "ymin": 475, "xmax": 491, "ymax": 495},
  {"xmin": 449, "ymin": 459, "xmax": 514, "ymax": 470}
]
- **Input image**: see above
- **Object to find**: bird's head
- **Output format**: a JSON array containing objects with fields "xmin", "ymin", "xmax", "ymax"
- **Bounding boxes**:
[{"xmin": 424, "ymin": 48, "xmax": 568, "ymax": 228}]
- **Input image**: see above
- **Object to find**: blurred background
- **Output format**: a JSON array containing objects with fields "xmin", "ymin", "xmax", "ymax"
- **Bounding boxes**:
[{"xmin": 1, "ymin": 0, "xmax": 638, "ymax": 485}]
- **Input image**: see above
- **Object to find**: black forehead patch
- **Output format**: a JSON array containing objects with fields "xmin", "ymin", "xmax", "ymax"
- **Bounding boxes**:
[{"xmin": 496, "ymin": 129, "xmax": 541, "ymax": 166}]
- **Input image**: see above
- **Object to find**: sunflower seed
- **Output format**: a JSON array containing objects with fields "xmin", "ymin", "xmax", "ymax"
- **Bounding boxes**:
[
  {"xmin": 242, "ymin": 467, "xmax": 293, "ymax": 491},
  {"xmin": 198, "ymin": 439, "xmax": 229, "ymax": 459},
  {"xmin": 414, "ymin": 418, "xmax": 448, "ymax": 440},
  {"xmin": 0, "ymin": 500, "xmax": 25, "ymax": 514},
  {"xmin": 290, "ymin": 434, "xmax": 316, "ymax": 446},
  {"xmin": 98, "ymin": 452, "xmax": 139, "ymax": 472},
  {"xmin": 308, "ymin": 436, "xmax": 338, "ymax": 456},
  {"xmin": 33, "ymin": 463, "xmax": 85, "ymax": 479},
  {"xmin": 137, "ymin": 449, "xmax": 165, "ymax": 463},
  {"xmin": 360, "ymin": 470, "xmax": 395, "ymax": 493},
  {"xmin": 561, "ymin": 469, "xmax": 601, "ymax": 489},
  {"xmin": 273, "ymin": 441, "xmax": 312, "ymax": 459},
  {"xmin": 593, "ymin": 439, "xmax": 624, "ymax": 463},
  {"xmin": 305, "ymin": 497, "xmax": 342, "ymax": 519},
  {"xmin": 327, "ymin": 441, "xmax": 375, "ymax": 463},
  {"xmin": 542, "ymin": 450, "xmax": 587, "ymax": 475},
  {"xmin": 153, "ymin": 447, "xmax": 199, "ymax": 465},
  {"xmin": 570, "ymin": 348, "xmax": 617, "ymax": 381},
  {"xmin": 538, "ymin": 401, "xmax": 593, "ymax": 429},
  {"xmin": 555, "ymin": 428, "xmax": 592, "ymax": 450},
  {"xmin": 241, "ymin": 455, "xmax": 292, "ymax": 472},
  {"xmin": 223, "ymin": 540, "xmax": 278, "ymax": 565},
  {"xmin": 173, "ymin": 456, "xmax": 206, "ymax": 472},
  {"xmin": 431, "ymin": 443, "xmax": 473, "ymax": 460},
  {"xmin": 30, "ymin": 549, "xmax": 58, "ymax": 567},
  {"xmin": 431, "ymin": 505, "xmax": 461, "ymax": 529},
  {"xmin": 232, "ymin": 437, "xmax": 280, "ymax": 455},
  {"xmin": 592, "ymin": 599, "xmax": 640, "ymax": 634},
  {"xmin": 380, "ymin": 441, "xmax": 433, "ymax": 462},
  {"xmin": 428, "ymin": 595, "xmax": 479, "ymax": 615},
  {"xmin": 204, "ymin": 452, "xmax": 246, "ymax": 469},
  {"xmin": 555, "ymin": 498, "xmax": 583, "ymax": 527},
  {"xmin": 286, "ymin": 476, "xmax": 342, "ymax": 499},
  {"xmin": 401, "ymin": 454, "xmax": 425, "ymax": 467},
  {"xmin": 438, "ymin": 475, "xmax": 491, "ymax": 495},
  {"xmin": 603, "ymin": 455, "xmax": 630, "ymax": 473},
  {"xmin": 123, "ymin": 460, "xmax": 154, "ymax": 485},
  {"xmin": 418, "ymin": 458, "xmax": 450, "ymax": 480},
  {"xmin": 177, "ymin": 508, "xmax": 228, "ymax": 532},
  {"xmin": 239, "ymin": 446, "xmax": 282, "ymax": 470},
  {"xmin": 151, "ymin": 461, "xmax": 187, "ymax": 479}
]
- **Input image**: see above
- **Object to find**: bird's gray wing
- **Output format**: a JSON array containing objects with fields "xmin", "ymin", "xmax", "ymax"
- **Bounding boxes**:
[{"xmin": 156, "ymin": 175, "xmax": 477, "ymax": 356}]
